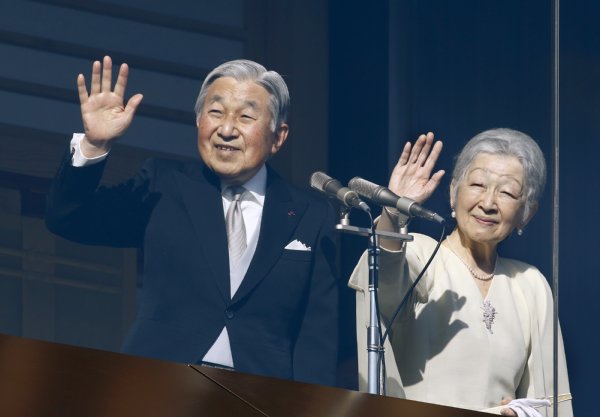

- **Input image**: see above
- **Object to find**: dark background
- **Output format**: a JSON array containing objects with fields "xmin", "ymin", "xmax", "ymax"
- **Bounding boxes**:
[{"xmin": 0, "ymin": 1, "xmax": 597, "ymax": 415}]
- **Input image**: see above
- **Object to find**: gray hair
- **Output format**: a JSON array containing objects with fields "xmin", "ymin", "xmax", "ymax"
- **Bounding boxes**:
[
  {"xmin": 451, "ymin": 128, "xmax": 546, "ymax": 223},
  {"xmin": 194, "ymin": 59, "xmax": 289, "ymax": 132}
]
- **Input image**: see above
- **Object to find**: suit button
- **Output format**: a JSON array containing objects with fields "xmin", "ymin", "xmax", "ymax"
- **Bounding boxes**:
[{"xmin": 225, "ymin": 309, "xmax": 234, "ymax": 319}]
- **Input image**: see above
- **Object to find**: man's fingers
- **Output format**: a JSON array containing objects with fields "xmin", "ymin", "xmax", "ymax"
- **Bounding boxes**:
[
  {"xmin": 124, "ymin": 94, "xmax": 144, "ymax": 117},
  {"xmin": 77, "ymin": 74, "xmax": 89, "ymax": 104},
  {"xmin": 114, "ymin": 63, "xmax": 129, "ymax": 98},
  {"xmin": 90, "ymin": 60, "xmax": 101, "ymax": 95},
  {"xmin": 101, "ymin": 56, "xmax": 113, "ymax": 92}
]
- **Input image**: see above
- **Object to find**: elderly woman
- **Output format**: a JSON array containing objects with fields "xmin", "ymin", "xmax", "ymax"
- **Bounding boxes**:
[{"xmin": 349, "ymin": 129, "xmax": 572, "ymax": 416}]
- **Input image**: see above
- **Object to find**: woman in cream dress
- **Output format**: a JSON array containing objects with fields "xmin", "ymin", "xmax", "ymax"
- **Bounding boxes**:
[{"xmin": 349, "ymin": 129, "xmax": 572, "ymax": 416}]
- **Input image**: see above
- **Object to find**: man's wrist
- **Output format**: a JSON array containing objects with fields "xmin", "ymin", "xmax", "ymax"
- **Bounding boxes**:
[{"xmin": 70, "ymin": 133, "xmax": 109, "ymax": 167}]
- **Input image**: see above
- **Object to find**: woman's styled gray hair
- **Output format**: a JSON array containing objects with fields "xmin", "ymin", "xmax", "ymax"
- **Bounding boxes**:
[
  {"xmin": 451, "ymin": 128, "xmax": 546, "ymax": 224},
  {"xmin": 194, "ymin": 59, "xmax": 289, "ymax": 133}
]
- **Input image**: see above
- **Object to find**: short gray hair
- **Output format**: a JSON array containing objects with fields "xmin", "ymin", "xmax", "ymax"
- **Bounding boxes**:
[
  {"xmin": 194, "ymin": 59, "xmax": 289, "ymax": 132},
  {"xmin": 451, "ymin": 128, "xmax": 546, "ymax": 223}
]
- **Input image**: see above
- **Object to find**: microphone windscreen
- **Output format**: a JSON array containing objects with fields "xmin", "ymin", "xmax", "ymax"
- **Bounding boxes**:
[
  {"xmin": 310, "ymin": 171, "xmax": 331, "ymax": 192},
  {"xmin": 348, "ymin": 177, "xmax": 378, "ymax": 198}
]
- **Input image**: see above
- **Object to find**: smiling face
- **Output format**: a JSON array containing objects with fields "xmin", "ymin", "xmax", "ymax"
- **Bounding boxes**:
[
  {"xmin": 452, "ymin": 153, "xmax": 527, "ymax": 247},
  {"xmin": 196, "ymin": 76, "xmax": 288, "ymax": 185}
]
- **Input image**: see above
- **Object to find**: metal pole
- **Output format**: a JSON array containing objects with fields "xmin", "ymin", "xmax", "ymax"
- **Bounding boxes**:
[
  {"xmin": 552, "ymin": 0, "xmax": 560, "ymax": 415},
  {"xmin": 367, "ymin": 231, "xmax": 381, "ymax": 394}
]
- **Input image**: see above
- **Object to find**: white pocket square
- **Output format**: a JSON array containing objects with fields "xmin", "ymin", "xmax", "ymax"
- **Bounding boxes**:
[{"xmin": 284, "ymin": 239, "xmax": 311, "ymax": 251}]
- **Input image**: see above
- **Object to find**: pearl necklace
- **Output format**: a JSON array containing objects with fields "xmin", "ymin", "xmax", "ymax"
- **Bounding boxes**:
[{"xmin": 446, "ymin": 238, "xmax": 495, "ymax": 281}]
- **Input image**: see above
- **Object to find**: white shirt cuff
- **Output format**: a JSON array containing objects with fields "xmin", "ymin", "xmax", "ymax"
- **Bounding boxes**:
[{"xmin": 70, "ymin": 133, "xmax": 109, "ymax": 167}]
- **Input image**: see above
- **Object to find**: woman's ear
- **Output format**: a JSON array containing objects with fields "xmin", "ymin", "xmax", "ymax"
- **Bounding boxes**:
[
  {"xmin": 449, "ymin": 180, "xmax": 457, "ymax": 209},
  {"xmin": 520, "ymin": 202, "xmax": 538, "ymax": 230}
]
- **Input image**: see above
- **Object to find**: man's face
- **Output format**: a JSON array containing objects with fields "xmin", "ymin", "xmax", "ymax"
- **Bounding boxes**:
[{"xmin": 196, "ymin": 77, "xmax": 288, "ymax": 185}]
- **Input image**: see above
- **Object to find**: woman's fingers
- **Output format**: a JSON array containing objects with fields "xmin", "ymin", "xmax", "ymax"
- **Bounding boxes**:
[
  {"xmin": 415, "ymin": 132, "xmax": 434, "ymax": 166},
  {"xmin": 397, "ymin": 141, "xmax": 411, "ymax": 166},
  {"xmin": 410, "ymin": 133, "xmax": 428, "ymax": 163},
  {"xmin": 423, "ymin": 140, "xmax": 443, "ymax": 171}
]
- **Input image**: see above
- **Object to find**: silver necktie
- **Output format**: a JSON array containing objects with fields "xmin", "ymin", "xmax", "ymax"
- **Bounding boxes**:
[{"xmin": 224, "ymin": 186, "xmax": 248, "ymax": 265}]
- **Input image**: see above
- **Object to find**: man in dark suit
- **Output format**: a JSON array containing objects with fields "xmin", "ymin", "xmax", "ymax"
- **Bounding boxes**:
[{"xmin": 45, "ymin": 56, "xmax": 339, "ymax": 386}]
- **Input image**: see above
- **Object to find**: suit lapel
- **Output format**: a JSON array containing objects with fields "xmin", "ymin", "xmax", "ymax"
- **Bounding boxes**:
[
  {"xmin": 174, "ymin": 163, "xmax": 230, "ymax": 302},
  {"xmin": 231, "ymin": 169, "xmax": 307, "ymax": 305}
]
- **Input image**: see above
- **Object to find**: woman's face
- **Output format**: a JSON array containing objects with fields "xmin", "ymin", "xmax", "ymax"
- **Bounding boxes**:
[{"xmin": 453, "ymin": 153, "xmax": 526, "ymax": 247}]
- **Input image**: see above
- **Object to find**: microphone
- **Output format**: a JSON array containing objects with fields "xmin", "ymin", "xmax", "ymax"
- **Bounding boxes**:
[
  {"xmin": 310, "ymin": 172, "xmax": 370, "ymax": 213},
  {"xmin": 348, "ymin": 177, "xmax": 445, "ymax": 224}
]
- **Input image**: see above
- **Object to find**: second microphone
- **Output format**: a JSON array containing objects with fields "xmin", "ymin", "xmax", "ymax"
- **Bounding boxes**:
[{"xmin": 348, "ymin": 177, "xmax": 445, "ymax": 224}]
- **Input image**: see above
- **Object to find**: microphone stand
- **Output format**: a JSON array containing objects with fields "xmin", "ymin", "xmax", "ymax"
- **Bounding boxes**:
[
  {"xmin": 335, "ymin": 209, "xmax": 411, "ymax": 394},
  {"xmin": 366, "ymin": 226, "xmax": 381, "ymax": 394}
]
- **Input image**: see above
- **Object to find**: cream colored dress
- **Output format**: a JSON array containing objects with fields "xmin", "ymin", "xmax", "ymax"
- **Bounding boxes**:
[{"xmin": 349, "ymin": 233, "xmax": 573, "ymax": 416}]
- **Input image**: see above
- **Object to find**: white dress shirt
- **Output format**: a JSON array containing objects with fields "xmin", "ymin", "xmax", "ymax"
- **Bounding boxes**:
[{"xmin": 202, "ymin": 167, "xmax": 265, "ymax": 367}]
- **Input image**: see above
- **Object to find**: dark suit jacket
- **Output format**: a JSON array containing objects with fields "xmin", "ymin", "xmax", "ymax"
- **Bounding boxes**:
[{"xmin": 45, "ymin": 152, "xmax": 339, "ymax": 386}]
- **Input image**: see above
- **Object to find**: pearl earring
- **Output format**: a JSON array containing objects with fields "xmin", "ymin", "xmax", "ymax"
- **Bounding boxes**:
[
  {"xmin": 517, "ymin": 228, "xmax": 523, "ymax": 236},
  {"xmin": 451, "ymin": 210, "xmax": 456, "ymax": 219}
]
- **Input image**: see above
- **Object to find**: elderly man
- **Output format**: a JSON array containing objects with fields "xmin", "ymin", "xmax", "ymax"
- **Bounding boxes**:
[{"xmin": 46, "ymin": 56, "xmax": 339, "ymax": 386}]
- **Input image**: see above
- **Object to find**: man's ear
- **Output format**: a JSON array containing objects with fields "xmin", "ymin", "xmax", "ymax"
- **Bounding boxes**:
[{"xmin": 270, "ymin": 123, "xmax": 289, "ymax": 155}]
